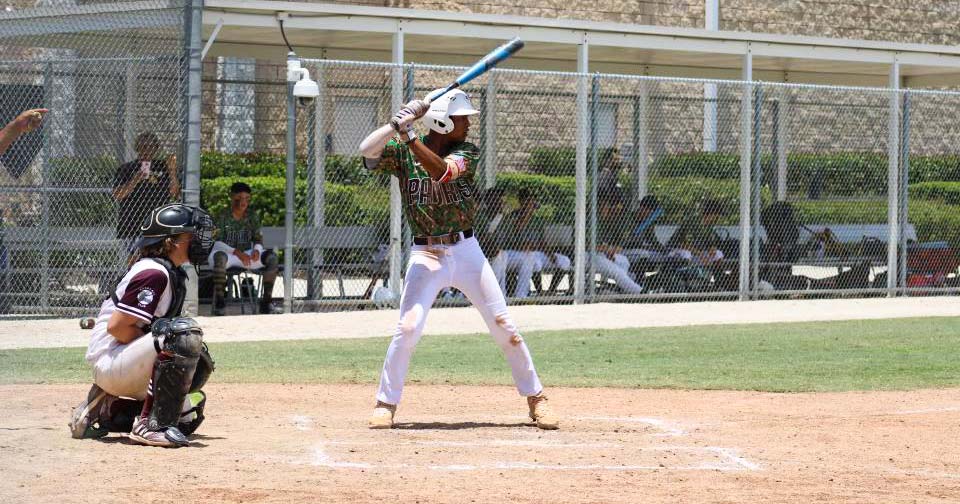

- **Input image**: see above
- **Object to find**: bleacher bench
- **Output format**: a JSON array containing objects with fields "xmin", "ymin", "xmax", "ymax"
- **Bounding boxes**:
[{"xmin": 261, "ymin": 225, "xmax": 385, "ymax": 299}]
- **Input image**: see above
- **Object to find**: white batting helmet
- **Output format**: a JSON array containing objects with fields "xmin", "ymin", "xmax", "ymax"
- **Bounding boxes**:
[{"xmin": 424, "ymin": 89, "xmax": 480, "ymax": 135}]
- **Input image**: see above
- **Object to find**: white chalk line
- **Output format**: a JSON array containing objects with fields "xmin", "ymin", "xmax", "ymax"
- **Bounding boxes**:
[
  {"xmin": 324, "ymin": 439, "xmax": 621, "ymax": 448},
  {"xmin": 291, "ymin": 413, "xmax": 686, "ymax": 437},
  {"xmin": 571, "ymin": 416, "xmax": 686, "ymax": 437},
  {"xmin": 311, "ymin": 442, "xmax": 761, "ymax": 472},
  {"xmin": 291, "ymin": 415, "xmax": 314, "ymax": 431},
  {"xmin": 892, "ymin": 406, "xmax": 960, "ymax": 415}
]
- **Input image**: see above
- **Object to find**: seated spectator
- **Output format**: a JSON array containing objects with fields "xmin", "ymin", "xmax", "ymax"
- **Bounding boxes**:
[
  {"xmin": 592, "ymin": 188, "xmax": 644, "ymax": 294},
  {"xmin": 622, "ymin": 195, "xmax": 666, "ymax": 263},
  {"xmin": 491, "ymin": 189, "xmax": 571, "ymax": 298},
  {"xmin": 667, "ymin": 198, "xmax": 725, "ymax": 265},
  {"xmin": 474, "ymin": 187, "xmax": 507, "ymax": 258},
  {"xmin": 209, "ymin": 182, "xmax": 280, "ymax": 315}
]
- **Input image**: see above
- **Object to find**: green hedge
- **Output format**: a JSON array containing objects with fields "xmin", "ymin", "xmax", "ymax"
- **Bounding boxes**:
[
  {"xmin": 909, "ymin": 182, "xmax": 960, "ymax": 205},
  {"xmin": 646, "ymin": 151, "xmax": 960, "ymax": 198},
  {"xmin": 200, "ymin": 151, "xmax": 373, "ymax": 185},
  {"xmin": 200, "ymin": 176, "xmax": 389, "ymax": 228}
]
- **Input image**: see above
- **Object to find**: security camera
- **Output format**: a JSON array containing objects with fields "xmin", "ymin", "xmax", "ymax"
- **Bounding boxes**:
[
  {"xmin": 287, "ymin": 52, "xmax": 319, "ymax": 106},
  {"xmin": 294, "ymin": 78, "xmax": 319, "ymax": 106}
]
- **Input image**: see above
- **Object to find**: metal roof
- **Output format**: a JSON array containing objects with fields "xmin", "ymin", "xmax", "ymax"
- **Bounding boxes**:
[{"xmin": 202, "ymin": 0, "xmax": 960, "ymax": 87}]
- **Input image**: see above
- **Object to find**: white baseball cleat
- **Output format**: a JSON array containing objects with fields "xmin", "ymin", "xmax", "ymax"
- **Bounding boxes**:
[{"xmin": 368, "ymin": 401, "xmax": 396, "ymax": 429}]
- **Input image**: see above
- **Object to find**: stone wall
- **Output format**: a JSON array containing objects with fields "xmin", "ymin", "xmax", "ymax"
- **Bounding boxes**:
[{"xmin": 295, "ymin": 0, "xmax": 960, "ymax": 46}]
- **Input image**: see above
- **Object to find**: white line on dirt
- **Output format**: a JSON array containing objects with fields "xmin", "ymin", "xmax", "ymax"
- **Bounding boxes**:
[
  {"xmin": 710, "ymin": 447, "xmax": 763, "ymax": 471},
  {"xmin": 291, "ymin": 415, "xmax": 314, "ymax": 431},
  {"xmin": 892, "ymin": 406, "xmax": 960, "ymax": 415},
  {"xmin": 571, "ymin": 416, "xmax": 686, "ymax": 436},
  {"xmin": 309, "ymin": 442, "xmax": 762, "ymax": 472},
  {"xmin": 324, "ymin": 439, "xmax": 621, "ymax": 448}
]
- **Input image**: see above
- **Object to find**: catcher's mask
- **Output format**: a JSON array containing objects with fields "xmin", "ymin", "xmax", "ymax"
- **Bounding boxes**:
[{"xmin": 133, "ymin": 204, "xmax": 217, "ymax": 265}]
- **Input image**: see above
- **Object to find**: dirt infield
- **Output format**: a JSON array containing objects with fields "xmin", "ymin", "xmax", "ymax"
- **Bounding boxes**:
[{"xmin": 2, "ymin": 384, "xmax": 958, "ymax": 503}]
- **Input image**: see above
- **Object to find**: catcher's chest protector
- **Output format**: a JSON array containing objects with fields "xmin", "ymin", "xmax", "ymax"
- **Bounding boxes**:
[{"xmin": 110, "ymin": 258, "xmax": 187, "ymax": 320}]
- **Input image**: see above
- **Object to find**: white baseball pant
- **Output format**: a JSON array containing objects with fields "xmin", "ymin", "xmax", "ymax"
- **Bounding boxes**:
[
  {"xmin": 492, "ymin": 250, "xmax": 572, "ymax": 298},
  {"xmin": 591, "ymin": 252, "xmax": 644, "ymax": 294},
  {"xmin": 376, "ymin": 236, "xmax": 543, "ymax": 405},
  {"xmin": 92, "ymin": 333, "xmax": 159, "ymax": 400},
  {"xmin": 208, "ymin": 242, "xmax": 268, "ymax": 270}
]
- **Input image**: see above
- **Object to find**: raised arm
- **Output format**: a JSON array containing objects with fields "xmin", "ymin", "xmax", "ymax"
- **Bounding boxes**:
[{"xmin": 0, "ymin": 108, "xmax": 47, "ymax": 156}]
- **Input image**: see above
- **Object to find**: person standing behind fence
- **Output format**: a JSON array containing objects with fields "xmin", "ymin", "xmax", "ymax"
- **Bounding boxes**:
[
  {"xmin": 358, "ymin": 88, "xmax": 558, "ymax": 430},
  {"xmin": 113, "ymin": 133, "xmax": 180, "ymax": 247},
  {"xmin": 208, "ymin": 182, "xmax": 280, "ymax": 316}
]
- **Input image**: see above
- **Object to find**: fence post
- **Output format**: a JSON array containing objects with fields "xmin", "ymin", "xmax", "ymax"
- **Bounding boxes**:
[
  {"xmin": 182, "ymin": 0, "xmax": 204, "ymax": 316},
  {"xmin": 633, "ymin": 82, "xmax": 649, "ymax": 199},
  {"xmin": 738, "ymin": 51, "xmax": 753, "ymax": 301},
  {"xmin": 588, "ymin": 74, "xmax": 599, "ymax": 300},
  {"xmin": 403, "ymin": 64, "xmax": 414, "ymax": 269},
  {"xmin": 573, "ymin": 38, "xmax": 588, "ymax": 304},
  {"xmin": 775, "ymin": 89, "xmax": 789, "ymax": 201},
  {"xmin": 124, "ymin": 61, "xmax": 136, "ymax": 162},
  {"xmin": 309, "ymin": 64, "xmax": 326, "ymax": 300},
  {"xmin": 750, "ymin": 86, "xmax": 763, "ymax": 298},
  {"xmin": 389, "ymin": 30, "xmax": 404, "ymax": 299},
  {"xmin": 41, "ymin": 63, "xmax": 51, "ymax": 313},
  {"xmin": 484, "ymin": 71, "xmax": 497, "ymax": 191},
  {"xmin": 283, "ymin": 52, "xmax": 297, "ymax": 314},
  {"xmin": 886, "ymin": 61, "xmax": 901, "ymax": 297},
  {"xmin": 898, "ymin": 91, "xmax": 911, "ymax": 293}
]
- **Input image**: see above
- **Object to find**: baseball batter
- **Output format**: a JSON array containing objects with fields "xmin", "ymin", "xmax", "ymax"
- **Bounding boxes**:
[
  {"xmin": 359, "ymin": 89, "xmax": 558, "ymax": 430},
  {"xmin": 68, "ymin": 204, "xmax": 216, "ymax": 447}
]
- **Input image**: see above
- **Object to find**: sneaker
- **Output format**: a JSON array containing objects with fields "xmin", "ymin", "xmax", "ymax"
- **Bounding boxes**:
[
  {"xmin": 129, "ymin": 416, "xmax": 190, "ymax": 448},
  {"xmin": 527, "ymin": 392, "xmax": 559, "ymax": 430},
  {"xmin": 68, "ymin": 384, "xmax": 115, "ymax": 439},
  {"xmin": 368, "ymin": 401, "xmax": 396, "ymax": 429}
]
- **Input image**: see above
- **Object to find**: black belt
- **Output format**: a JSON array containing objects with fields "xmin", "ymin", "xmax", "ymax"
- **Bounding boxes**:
[{"xmin": 414, "ymin": 228, "xmax": 474, "ymax": 246}]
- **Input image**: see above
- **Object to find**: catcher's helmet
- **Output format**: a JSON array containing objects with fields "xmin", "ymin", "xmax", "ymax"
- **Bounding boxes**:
[
  {"xmin": 132, "ymin": 204, "xmax": 217, "ymax": 264},
  {"xmin": 424, "ymin": 89, "xmax": 479, "ymax": 135}
]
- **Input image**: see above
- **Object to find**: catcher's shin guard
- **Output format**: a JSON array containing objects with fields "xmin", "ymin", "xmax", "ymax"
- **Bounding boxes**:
[{"xmin": 141, "ymin": 318, "xmax": 204, "ymax": 444}]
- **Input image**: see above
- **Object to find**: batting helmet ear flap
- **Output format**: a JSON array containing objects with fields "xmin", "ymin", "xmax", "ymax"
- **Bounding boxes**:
[{"xmin": 424, "ymin": 89, "xmax": 479, "ymax": 135}]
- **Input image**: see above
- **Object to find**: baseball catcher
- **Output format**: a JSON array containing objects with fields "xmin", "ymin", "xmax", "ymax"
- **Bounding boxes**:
[
  {"xmin": 358, "ymin": 89, "xmax": 559, "ymax": 430},
  {"xmin": 68, "ymin": 203, "xmax": 216, "ymax": 447}
]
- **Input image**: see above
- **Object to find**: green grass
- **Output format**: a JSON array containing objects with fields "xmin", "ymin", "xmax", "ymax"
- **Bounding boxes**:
[{"xmin": 3, "ymin": 317, "xmax": 960, "ymax": 392}]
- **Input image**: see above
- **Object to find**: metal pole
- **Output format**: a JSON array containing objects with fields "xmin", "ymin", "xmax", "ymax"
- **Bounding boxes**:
[
  {"xmin": 389, "ymin": 30, "xmax": 404, "ymax": 298},
  {"xmin": 634, "ymin": 83, "xmax": 649, "ymax": 199},
  {"xmin": 484, "ymin": 71, "xmax": 497, "ymax": 190},
  {"xmin": 899, "ymin": 91, "xmax": 911, "ymax": 293},
  {"xmin": 776, "ymin": 90, "xmax": 789, "ymax": 201},
  {"xmin": 886, "ymin": 61, "xmax": 901, "ymax": 297},
  {"xmin": 403, "ymin": 64, "xmax": 414, "ymax": 269},
  {"xmin": 41, "ymin": 63, "xmax": 51, "ymax": 313},
  {"xmin": 704, "ymin": 0, "xmax": 719, "ymax": 153},
  {"xmin": 309, "ymin": 64, "xmax": 326, "ymax": 300},
  {"xmin": 573, "ymin": 39, "xmax": 588, "ymax": 304},
  {"xmin": 738, "ymin": 51, "xmax": 753, "ymax": 301},
  {"xmin": 124, "ymin": 61, "xmax": 136, "ymax": 162},
  {"xmin": 182, "ymin": 0, "xmax": 204, "ymax": 316},
  {"xmin": 751, "ymin": 86, "xmax": 763, "ymax": 298},
  {"xmin": 283, "ymin": 52, "xmax": 297, "ymax": 314},
  {"xmin": 588, "ymin": 74, "xmax": 599, "ymax": 300}
]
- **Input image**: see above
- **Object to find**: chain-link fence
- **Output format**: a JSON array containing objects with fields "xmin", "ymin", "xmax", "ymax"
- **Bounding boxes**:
[
  {"xmin": 235, "ymin": 60, "xmax": 960, "ymax": 313},
  {"xmin": 0, "ymin": 0, "xmax": 188, "ymax": 317},
  {"xmin": 5, "ymin": 42, "xmax": 960, "ymax": 316}
]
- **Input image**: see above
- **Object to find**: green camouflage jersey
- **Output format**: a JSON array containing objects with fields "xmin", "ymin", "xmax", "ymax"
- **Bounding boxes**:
[
  {"xmin": 369, "ymin": 137, "xmax": 479, "ymax": 237},
  {"xmin": 215, "ymin": 208, "xmax": 264, "ymax": 250}
]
